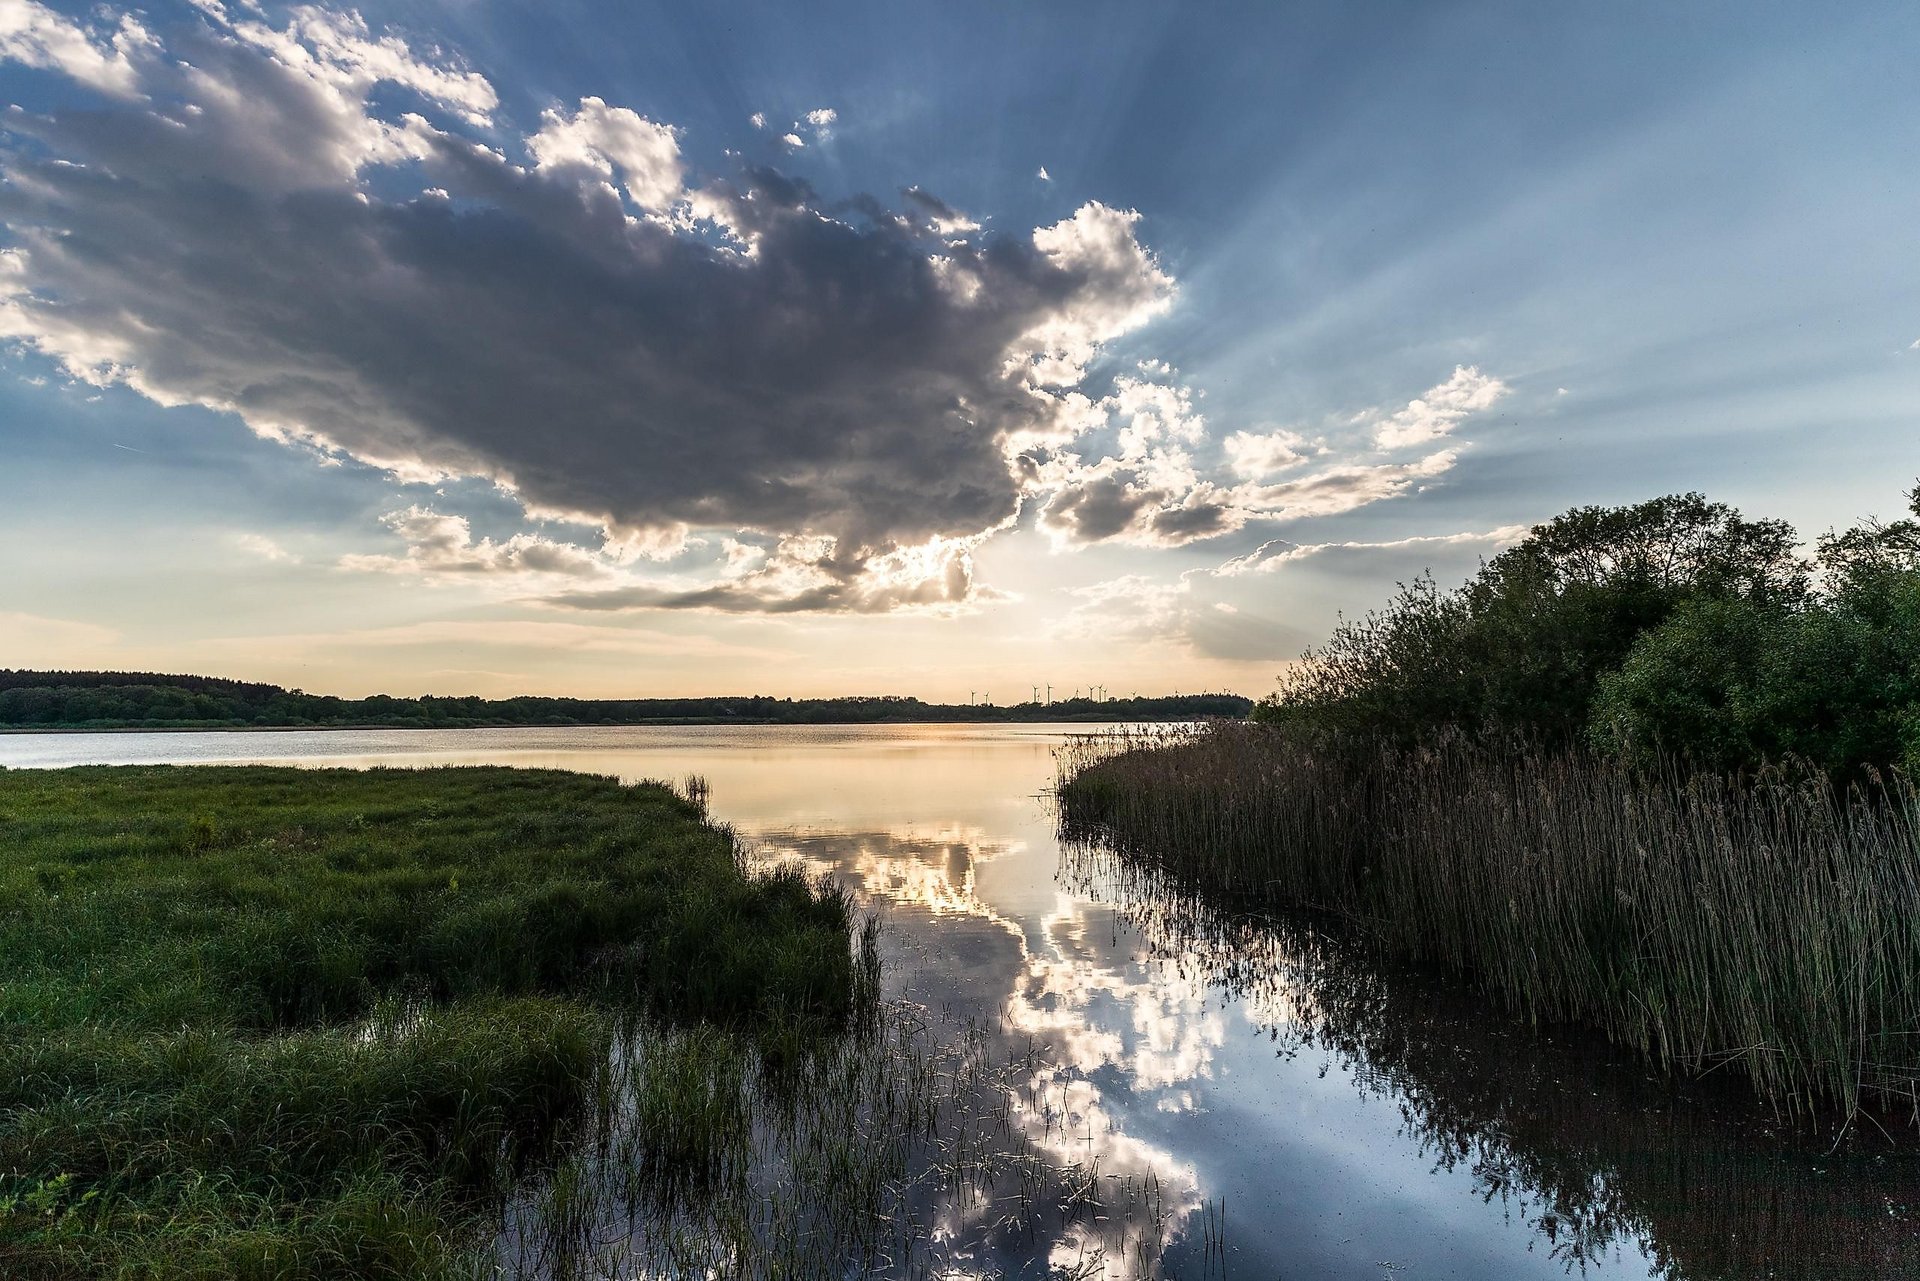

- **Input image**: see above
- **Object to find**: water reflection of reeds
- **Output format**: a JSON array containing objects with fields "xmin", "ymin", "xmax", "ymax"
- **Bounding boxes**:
[
  {"xmin": 1058, "ymin": 820, "xmax": 1920, "ymax": 1279},
  {"xmin": 1057, "ymin": 723, "xmax": 1920, "ymax": 1122}
]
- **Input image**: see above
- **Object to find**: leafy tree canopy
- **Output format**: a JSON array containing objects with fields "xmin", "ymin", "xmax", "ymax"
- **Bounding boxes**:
[{"xmin": 1259, "ymin": 481, "xmax": 1920, "ymax": 778}]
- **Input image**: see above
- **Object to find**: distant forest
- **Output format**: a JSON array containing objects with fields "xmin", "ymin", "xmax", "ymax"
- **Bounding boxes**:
[{"xmin": 0, "ymin": 670, "xmax": 1251, "ymax": 731}]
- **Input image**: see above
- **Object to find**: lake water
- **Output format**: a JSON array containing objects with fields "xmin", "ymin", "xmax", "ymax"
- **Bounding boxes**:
[{"xmin": 6, "ymin": 724, "xmax": 1915, "ymax": 1278}]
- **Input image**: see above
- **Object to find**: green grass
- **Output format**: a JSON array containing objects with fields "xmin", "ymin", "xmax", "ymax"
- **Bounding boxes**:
[
  {"xmin": 1058, "ymin": 723, "xmax": 1920, "ymax": 1122},
  {"xmin": 0, "ymin": 765, "xmax": 859, "ymax": 1279}
]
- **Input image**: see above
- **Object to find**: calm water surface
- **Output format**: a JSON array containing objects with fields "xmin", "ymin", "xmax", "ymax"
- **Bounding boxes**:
[{"xmin": 6, "ymin": 724, "xmax": 1914, "ymax": 1278}]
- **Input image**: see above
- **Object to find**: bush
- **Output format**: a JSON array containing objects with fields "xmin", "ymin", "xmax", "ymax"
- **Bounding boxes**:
[
  {"xmin": 1262, "ymin": 481, "xmax": 1920, "ymax": 777},
  {"xmin": 1590, "ymin": 486, "xmax": 1920, "ymax": 778}
]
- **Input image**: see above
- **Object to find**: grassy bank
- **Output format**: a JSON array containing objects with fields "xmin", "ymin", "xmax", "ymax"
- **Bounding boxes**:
[
  {"xmin": 0, "ymin": 765, "xmax": 860, "ymax": 1278},
  {"xmin": 1057, "ymin": 723, "xmax": 1920, "ymax": 1121}
]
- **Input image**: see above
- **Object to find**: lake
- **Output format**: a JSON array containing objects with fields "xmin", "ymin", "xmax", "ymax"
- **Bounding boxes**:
[{"xmin": 5, "ymin": 723, "xmax": 1913, "ymax": 1278}]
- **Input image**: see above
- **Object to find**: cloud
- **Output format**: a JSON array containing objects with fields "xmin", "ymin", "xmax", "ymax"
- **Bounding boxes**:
[
  {"xmin": 1231, "ymin": 449, "xmax": 1460, "ymax": 520},
  {"xmin": 1371, "ymin": 365, "xmax": 1507, "ymax": 449},
  {"xmin": 1052, "ymin": 574, "xmax": 1306, "ymax": 662},
  {"xmin": 1035, "ymin": 377, "xmax": 1242, "ymax": 548},
  {"xmin": 1215, "ymin": 524, "xmax": 1532, "ymax": 575},
  {"xmin": 527, "ymin": 96, "xmax": 681, "ymax": 209},
  {"xmin": 1055, "ymin": 574, "xmax": 1191, "ymax": 642},
  {"xmin": 0, "ymin": 5, "xmax": 1184, "ymax": 609},
  {"xmin": 1030, "ymin": 364, "xmax": 1499, "ymax": 549},
  {"xmin": 902, "ymin": 185, "xmax": 981, "ymax": 235},
  {"xmin": 1037, "ymin": 166, "xmax": 1050, "ymax": 181},
  {"xmin": 749, "ymin": 111, "xmax": 766, "ymax": 129},
  {"xmin": 0, "ymin": 4, "xmax": 1505, "ymax": 614},
  {"xmin": 234, "ymin": 532, "xmax": 297, "ymax": 563},
  {"xmin": 777, "ymin": 108, "xmax": 834, "ymax": 144},
  {"xmin": 339, "ymin": 507, "xmax": 610, "ymax": 579},
  {"xmin": 1222, "ymin": 427, "xmax": 1314, "ymax": 478},
  {"xmin": 0, "ymin": 1, "xmax": 149, "ymax": 97},
  {"xmin": 1042, "ymin": 469, "xmax": 1241, "ymax": 548},
  {"xmin": 546, "ymin": 531, "xmax": 1006, "ymax": 614}
]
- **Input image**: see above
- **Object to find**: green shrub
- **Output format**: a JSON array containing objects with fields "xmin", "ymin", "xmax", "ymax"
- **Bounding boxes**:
[{"xmin": 1263, "ymin": 481, "xmax": 1920, "ymax": 778}]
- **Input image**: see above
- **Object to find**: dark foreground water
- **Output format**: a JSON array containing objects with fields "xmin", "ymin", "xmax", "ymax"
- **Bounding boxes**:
[{"xmin": 6, "ymin": 724, "xmax": 1915, "ymax": 1278}]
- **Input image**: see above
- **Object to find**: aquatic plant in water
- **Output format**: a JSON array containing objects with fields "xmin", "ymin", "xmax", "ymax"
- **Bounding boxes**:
[{"xmin": 1056, "ymin": 722, "xmax": 1920, "ymax": 1123}]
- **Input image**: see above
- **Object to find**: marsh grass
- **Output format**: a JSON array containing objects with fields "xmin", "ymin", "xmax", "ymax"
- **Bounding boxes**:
[
  {"xmin": 1056, "ymin": 723, "xmax": 1920, "ymax": 1121},
  {"xmin": 0, "ymin": 765, "xmax": 858, "ymax": 1279},
  {"xmin": 0, "ymin": 764, "xmax": 1207, "ymax": 1279}
]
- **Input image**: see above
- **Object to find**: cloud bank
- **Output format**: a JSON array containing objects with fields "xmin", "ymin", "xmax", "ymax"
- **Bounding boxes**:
[{"xmin": 0, "ymin": 3, "xmax": 1511, "ymax": 613}]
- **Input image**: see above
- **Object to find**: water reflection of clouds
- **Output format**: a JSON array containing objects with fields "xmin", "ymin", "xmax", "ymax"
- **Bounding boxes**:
[{"xmin": 752, "ymin": 824, "xmax": 1209, "ymax": 1271}]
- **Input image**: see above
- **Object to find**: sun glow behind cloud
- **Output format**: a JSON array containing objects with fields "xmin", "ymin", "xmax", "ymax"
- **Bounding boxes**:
[{"xmin": 0, "ymin": 0, "xmax": 1511, "ymax": 637}]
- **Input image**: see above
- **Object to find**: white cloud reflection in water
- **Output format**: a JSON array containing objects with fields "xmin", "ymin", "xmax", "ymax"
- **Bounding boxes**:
[{"xmin": 756, "ymin": 824, "xmax": 1209, "ymax": 1267}]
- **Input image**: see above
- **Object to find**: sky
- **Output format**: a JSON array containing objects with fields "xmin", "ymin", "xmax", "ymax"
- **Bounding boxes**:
[{"xmin": 0, "ymin": 0, "xmax": 1915, "ymax": 702}]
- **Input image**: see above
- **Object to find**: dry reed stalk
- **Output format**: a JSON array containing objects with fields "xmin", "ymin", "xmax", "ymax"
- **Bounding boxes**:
[{"xmin": 1057, "ymin": 723, "xmax": 1920, "ymax": 1121}]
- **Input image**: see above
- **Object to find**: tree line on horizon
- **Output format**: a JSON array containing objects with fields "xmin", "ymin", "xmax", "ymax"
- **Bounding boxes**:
[{"xmin": 0, "ymin": 671, "xmax": 1250, "ymax": 730}]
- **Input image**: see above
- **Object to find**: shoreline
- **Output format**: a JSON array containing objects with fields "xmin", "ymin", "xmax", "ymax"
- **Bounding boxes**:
[{"xmin": 0, "ymin": 714, "xmax": 1215, "ymax": 736}]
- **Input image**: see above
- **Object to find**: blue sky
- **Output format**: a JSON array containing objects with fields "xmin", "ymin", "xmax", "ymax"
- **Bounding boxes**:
[{"xmin": 1, "ymin": 0, "xmax": 1915, "ymax": 699}]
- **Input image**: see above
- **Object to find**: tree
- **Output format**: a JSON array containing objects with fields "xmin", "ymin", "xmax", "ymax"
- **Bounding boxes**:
[
  {"xmin": 1589, "ymin": 483, "xmax": 1920, "ymax": 778},
  {"xmin": 1260, "ymin": 492, "xmax": 1809, "ymax": 744}
]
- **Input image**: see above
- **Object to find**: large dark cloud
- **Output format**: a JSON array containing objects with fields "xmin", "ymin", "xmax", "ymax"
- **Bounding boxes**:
[
  {"xmin": 0, "ymin": 2, "xmax": 1172, "ymax": 583},
  {"xmin": 0, "ymin": 3, "xmax": 1509, "ymax": 615}
]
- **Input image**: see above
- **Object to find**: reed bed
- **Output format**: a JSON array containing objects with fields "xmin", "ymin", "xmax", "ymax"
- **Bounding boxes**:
[
  {"xmin": 1059, "ymin": 840, "xmax": 1920, "ymax": 1278},
  {"xmin": 1056, "ymin": 722, "xmax": 1920, "ymax": 1120}
]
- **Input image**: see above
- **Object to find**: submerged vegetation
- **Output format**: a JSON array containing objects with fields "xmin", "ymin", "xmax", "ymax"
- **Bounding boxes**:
[
  {"xmin": 0, "ymin": 674, "xmax": 1248, "ymax": 732},
  {"xmin": 1060, "ymin": 480, "xmax": 1920, "ymax": 1122},
  {"xmin": 0, "ymin": 765, "xmax": 860, "ymax": 1278}
]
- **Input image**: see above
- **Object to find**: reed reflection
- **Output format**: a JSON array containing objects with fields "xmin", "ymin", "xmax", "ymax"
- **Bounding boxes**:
[{"xmin": 1060, "ymin": 838, "xmax": 1920, "ymax": 1279}]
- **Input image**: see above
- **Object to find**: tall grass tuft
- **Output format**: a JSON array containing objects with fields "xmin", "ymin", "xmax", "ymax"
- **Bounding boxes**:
[{"xmin": 1057, "ymin": 722, "xmax": 1920, "ymax": 1120}]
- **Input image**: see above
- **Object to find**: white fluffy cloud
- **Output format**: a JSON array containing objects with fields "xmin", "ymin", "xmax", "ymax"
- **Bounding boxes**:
[
  {"xmin": 0, "ymin": 1, "xmax": 148, "ymax": 96},
  {"xmin": 527, "ymin": 96, "xmax": 681, "ymax": 209},
  {"xmin": 546, "ymin": 530, "xmax": 1005, "ymax": 615},
  {"xmin": 1034, "ymin": 367, "xmax": 1502, "ymax": 549},
  {"xmin": 1371, "ymin": 364, "xmax": 1507, "ymax": 449},
  {"xmin": 1223, "ymin": 427, "xmax": 1314, "ymax": 478}
]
